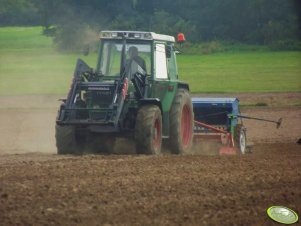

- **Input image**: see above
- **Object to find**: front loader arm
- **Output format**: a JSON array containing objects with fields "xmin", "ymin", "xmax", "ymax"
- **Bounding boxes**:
[{"xmin": 65, "ymin": 59, "xmax": 92, "ymax": 108}]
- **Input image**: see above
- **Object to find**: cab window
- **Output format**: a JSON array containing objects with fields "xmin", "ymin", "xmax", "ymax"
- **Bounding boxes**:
[{"xmin": 155, "ymin": 44, "xmax": 168, "ymax": 79}]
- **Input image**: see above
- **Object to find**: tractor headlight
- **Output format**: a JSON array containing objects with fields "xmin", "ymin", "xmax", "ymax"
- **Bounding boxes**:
[
  {"xmin": 111, "ymin": 32, "xmax": 118, "ymax": 38},
  {"xmin": 143, "ymin": 33, "xmax": 152, "ymax": 39},
  {"xmin": 134, "ymin": 33, "xmax": 141, "ymax": 39}
]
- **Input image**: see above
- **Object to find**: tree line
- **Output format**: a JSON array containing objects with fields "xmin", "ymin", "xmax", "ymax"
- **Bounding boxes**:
[{"xmin": 1, "ymin": 0, "xmax": 300, "ymax": 51}]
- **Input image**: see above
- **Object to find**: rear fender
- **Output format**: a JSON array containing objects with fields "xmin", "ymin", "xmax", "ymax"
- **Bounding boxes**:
[
  {"xmin": 178, "ymin": 82, "xmax": 190, "ymax": 91},
  {"xmin": 139, "ymin": 98, "xmax": 162, "ymax": 111}
]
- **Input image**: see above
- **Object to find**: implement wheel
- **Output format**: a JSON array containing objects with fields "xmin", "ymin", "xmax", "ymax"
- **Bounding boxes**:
[
  {"xmin": 234, "ymin": 124, "xmax": 247, "ymax": 154},
  {"xmin": 135, "ymin": 105, "xmax": 162, "ymax": 155},
  {"xmin": 55, "ymin": 125, "xmax": 84, "ymax": 154},
  {"xmin": 169, "ymin": 89, "xmax": 194, "ymax": 154}
]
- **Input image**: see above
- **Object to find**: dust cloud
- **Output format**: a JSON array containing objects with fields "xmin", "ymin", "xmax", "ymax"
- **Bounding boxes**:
[{"xmin": 1, "ymin": 95, "xmax": 301, "ymax": 155}]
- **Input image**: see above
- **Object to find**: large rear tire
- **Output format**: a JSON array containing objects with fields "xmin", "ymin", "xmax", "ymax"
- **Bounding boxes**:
[
  {"xmin": 55, "ymin": 125, "xmax": 83, "ymax": 154},
  {"xmin": 169, "ymin": 89, "xmax": 194, "ymax": 154},
  {"xmin": 234, "ymin": 124, "xmax": 247, "ymax": 154},
  {"xmin": 135, "ymin": 105, "xmax": 162, "ymax": 155}
]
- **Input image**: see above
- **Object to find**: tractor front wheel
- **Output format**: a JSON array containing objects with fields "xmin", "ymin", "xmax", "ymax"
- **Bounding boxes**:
[
  {"xmin": 55, "ymin": 125, "xmax": 84, "ymax": 154},
  {"xmin": 135, "ymin": 105, "xmax": 162, "ymax": 155},
  {"xmin": 169, "ymin": 89, "xmax": 194, "ymax": 154}
]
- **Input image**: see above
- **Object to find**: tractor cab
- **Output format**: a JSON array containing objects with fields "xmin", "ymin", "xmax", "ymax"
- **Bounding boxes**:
[
  {"xmin": 97, "ymin": 31, "xmax": 176, "ymax": 80},
  {"xmin": 97, "ymin": 37, "xmax": 151, "ymax": 78}
]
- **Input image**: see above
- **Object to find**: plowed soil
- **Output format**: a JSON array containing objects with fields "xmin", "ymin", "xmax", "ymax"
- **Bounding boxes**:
[{"xmin": 0, "ymin": 94, "xmax": 301, "ymax": 226}]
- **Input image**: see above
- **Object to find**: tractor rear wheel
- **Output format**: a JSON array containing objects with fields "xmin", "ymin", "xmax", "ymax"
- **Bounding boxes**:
[
  {"xmin": 55, "ymin": 125, "xmax": 84, "ymax": 154},
  {"xmin": 169, "ymin": 89, "xmax": 194, "ymax": 154},
  {"xmin": 135, "ymin": 105, "xmax": 162, "ymax": 155},
  {"xmin": 234, "ymin": 124, "xmax": 247, "ymax": 154}
]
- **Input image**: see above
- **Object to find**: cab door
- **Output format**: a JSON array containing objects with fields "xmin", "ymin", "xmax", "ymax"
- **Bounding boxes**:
[{"xmin": 150, "ymin": 43, "xmax": 176, "ymax": 113}]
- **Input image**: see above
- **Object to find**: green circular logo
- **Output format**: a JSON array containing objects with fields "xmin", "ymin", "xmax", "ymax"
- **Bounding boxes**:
[{"xmin": 267, "ymin": 206, "xmax": 299, "ymax": 224}]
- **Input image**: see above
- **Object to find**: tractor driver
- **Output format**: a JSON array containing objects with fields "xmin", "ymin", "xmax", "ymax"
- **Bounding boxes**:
[{"xmin": 127, "ymin": 46, "xmax": 146, "ymax": 73}]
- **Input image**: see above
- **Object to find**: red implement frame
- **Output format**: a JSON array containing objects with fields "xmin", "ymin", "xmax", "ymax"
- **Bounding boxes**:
[{"xmin": 194, "ymin": 120, "xmax": 236, "ymax": 155}]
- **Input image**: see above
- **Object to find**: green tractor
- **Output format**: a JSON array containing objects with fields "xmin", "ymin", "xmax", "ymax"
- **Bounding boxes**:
[{"xmin": 55, "ymin": 31, "xmax": 194, "ymax": 155}]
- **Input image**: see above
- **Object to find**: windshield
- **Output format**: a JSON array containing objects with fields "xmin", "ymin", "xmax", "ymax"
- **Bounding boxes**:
[{"xmin": 98, "ymin": 40, "xmax": 151, "ymax": 77}]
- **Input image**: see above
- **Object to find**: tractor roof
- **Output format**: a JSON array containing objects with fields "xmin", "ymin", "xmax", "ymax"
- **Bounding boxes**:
[{"xmin": 100, "ymin": 31, "xmax": 175, "ymax": 43}]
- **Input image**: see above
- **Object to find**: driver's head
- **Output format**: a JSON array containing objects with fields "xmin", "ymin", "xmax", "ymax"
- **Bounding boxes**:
[{"xmin": 128, "ymin": 46, "xmax": 138, "ymax": 59}]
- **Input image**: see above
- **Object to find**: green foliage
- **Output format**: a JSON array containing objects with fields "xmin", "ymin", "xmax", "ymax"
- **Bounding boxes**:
[
  {"xmin": 178, "ymin": 41, "xmax": 269, "ymax": 55},
  {"xmin": 181, "ymin": 41, "xmax": 226, "ymax": 55},
  {"xmin": 268, "ymin": 40, "xmax": 301, "ymax": 51},
  {"xmin": 1, "ymin": 0, "xmax": 300, "ymax": 51},
  {"xmin": 151, "ymin": 10, "xmax": 197, "ymax": 40},
  {"xmin": 0, "ymin": 0, "xmax": 38, "ymax": 25}
]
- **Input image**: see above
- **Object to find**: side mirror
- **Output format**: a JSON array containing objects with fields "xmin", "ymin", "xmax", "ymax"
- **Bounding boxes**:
[{"xmin": 166, "ymin": 45, "xmax": 172, "ymax": 58}]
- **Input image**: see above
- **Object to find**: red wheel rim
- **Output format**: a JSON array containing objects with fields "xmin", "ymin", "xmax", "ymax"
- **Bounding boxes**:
[
  {"xmin": 153, "ymin": 118, "xmax": 161, "ymax": 149},
  {"xmin": 181, "ymin": 104, "xmax": 192, "ymax": 148}
]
